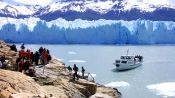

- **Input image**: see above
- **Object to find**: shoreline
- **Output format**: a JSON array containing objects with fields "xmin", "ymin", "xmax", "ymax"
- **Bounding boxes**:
[
  {"xmin": 7, "ymin": 42, "xmax": 175, "ymax": 46},
  {"xmin": 0, "ymin": 40, "xmax": 121, "ymax": 98}
]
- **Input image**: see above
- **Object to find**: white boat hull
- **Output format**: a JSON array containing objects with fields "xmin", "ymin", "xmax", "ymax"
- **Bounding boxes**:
[{"xmin": 115, "ymin": 62, "xmax": 142, "ymax": 71}]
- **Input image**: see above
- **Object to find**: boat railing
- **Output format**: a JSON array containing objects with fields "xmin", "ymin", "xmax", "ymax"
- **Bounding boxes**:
[
  {"xmin": 134, "ymin": 55, "xmax": 143, "ymax": 62},
  {"xmin": 77, "ymin": 71, "xmax": 95, "ymax": 82},
  {"xmin": 87, "ymin": 72, "xmax": 95, "ymax": 82}
]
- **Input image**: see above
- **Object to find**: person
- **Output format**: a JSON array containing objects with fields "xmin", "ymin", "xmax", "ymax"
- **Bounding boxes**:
[
  {"xmin": 10, "ymin": 44, "xmax": 17, "ymax": 52},
  {"xmin": 41, "ymin": 49, "xmax": 49, "ymax": 74},
  {"xmin": 18, "ymin": 60, "xmax": 24, "ymax": 72},
  {"xmin": 15, "ymin": 57, "xmax": 21, "ymax": 71},
  {"xmin": 34, "ymin": 51, "xmax": 40, "ymax": 65},
  {"xmin": 82, "ymin": 66, "xmax": 85, "ymax": 78},
  {"xmin": 30, "ymin": 52, "xmax": 34, "ymax": 63},
  {"xmin": 0, "ymin": 60, "xmax": 2, "ymax": 68},
  {"xmin": 47, "ymin": 54, "xmax": 52, "ymax": 62},
  {"xmin": 67, "ymin": 65, "xmax": 72, "ymax": 72},
  {"xmin": 73, "ymin": 64, "xmax": 79, "ymax": 80},
  {"xmin": 23, "ymin": 60, "xmax": 31, "ymax": 73},
  {"xmin": 41, "ymin": 49, "xmax": 48, "ymax": 65},
  {"xmin": 21, "ymin": 43, "xmax": 25, "ymax": 50},
  {"xmin": 0, "ymin": 55, "xmax": 5, "ymax": 63},
  {"xmin": 27, "ymin": 66, "xmax": 36, "ymax": 77},
  {"xmin": 39, "ymin": 47, "xmax": 44, "ymax": 55},
  {"xmin": 46, "ymin": 49, "xmax": 50, "ymax": 54},
  {"xmin": 26, "ymin": 49, "xmax": 31, "ymax": 60},
  {"xmin": 67, "ymin": 65, "xmax": 72, "ymax": 77},
  {"xmin": 19, "ymin": 49, "xmax": 26, "ymax": 60},
  {"xmin": 0, "ymin": 55, "xmax": 7, "ymax": 69}
]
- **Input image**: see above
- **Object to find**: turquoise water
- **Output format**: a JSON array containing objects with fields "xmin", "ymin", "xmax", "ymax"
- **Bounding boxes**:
[{"xmin": 17, "ymin": 45, "xmax": 175, "ymax": 98}]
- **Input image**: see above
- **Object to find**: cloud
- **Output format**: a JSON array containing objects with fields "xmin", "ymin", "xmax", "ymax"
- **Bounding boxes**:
[
  {"xmin": 168, "ymin": 0, "xmax": 175, "ymax": 5},
  {"xmin": 12, "ymin": 0, "xmax": 52, "ymax": 6}
]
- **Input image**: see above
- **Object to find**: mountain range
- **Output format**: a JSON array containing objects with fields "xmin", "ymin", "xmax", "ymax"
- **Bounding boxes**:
[{"xmin": 0, "ymin": 0, "xmax": 175, "ymax": 21}]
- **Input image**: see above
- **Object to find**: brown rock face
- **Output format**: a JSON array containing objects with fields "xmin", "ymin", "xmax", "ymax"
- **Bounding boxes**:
[
  {"xmin": 73, "ymin": 79, "xmax": 97, "ymax": 97},
  {"xmin": 95, "ymin": 86, "xmax": 121, "ymax": 98},
  {"xmin": 0, "ymin": 69, "xmax": 47, "ymax": 98},
  {"xmin": 0, "ymin": 41, "xmax": 18, "ymax": 68},
  {"xmin": 0, "ymin": 41, "xmax": 121, "ymax": 98},
  {"xmin": 34, "ymin": 58, "xmax": 121, "ymax": 98},
  {"xmin": 35, "ymin": 75, "xmax": 97, "ymax": 98}
]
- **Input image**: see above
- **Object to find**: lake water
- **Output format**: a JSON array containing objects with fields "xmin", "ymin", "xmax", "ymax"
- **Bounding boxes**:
[{"xmin": 17, "ymin": 45, "xmax": 175, "ymax": 98}]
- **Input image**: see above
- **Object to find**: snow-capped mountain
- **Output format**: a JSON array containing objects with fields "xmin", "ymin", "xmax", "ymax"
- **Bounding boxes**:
[
  {"xmin": 37, "ymin": 0, "xmax": 175, "ymax": 14},
  {"xmin": 0, "ymin": 0, "xmax": 175, "ymax": 21},
  {"xmin": 0, "ymin": 1, "xmax": 40, "ymax": 18},
  {"xmin": 1, "ymin": 0, "xmax": 175, "ymax": 44},
  {"xmin": 35, "ymin": 0, "xmax": 175, "ymax": 21}
]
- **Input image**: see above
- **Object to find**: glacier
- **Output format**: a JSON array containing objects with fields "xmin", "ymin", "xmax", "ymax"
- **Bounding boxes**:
[{"xmin": 0, "ymin": 17, "xmax": 175, "ymax": 44}]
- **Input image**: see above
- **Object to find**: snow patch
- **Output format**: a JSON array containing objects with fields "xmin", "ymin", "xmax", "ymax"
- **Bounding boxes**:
[
  {"xmin": 122, "ymin": 0, "xmax": 174, "ymax": 12},
  {"xmin": 13, "ymin": 0, "xmax": 52, "ymax": 6}
]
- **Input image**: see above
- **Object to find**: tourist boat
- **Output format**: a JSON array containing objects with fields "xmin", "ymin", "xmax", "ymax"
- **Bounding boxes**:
[{"xmin": 114, "ymin": 53, "xmax": 143, "ymax": 71}]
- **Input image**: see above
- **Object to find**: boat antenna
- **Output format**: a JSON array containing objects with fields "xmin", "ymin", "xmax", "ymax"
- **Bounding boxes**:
[{"xmin": 126, "ymin": 49, "xmax": 129, "ymax": 56}]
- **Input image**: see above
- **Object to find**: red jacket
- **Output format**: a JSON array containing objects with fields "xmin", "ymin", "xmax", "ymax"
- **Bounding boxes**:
[{"xmin": 19, "ymin": 50, "xmax": 26, "ymax": 58}]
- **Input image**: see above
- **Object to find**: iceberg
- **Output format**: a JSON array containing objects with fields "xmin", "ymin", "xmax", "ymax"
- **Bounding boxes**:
[{"xmin": 0, "ymin": 17, "xmax": 175, "ymax": 44}]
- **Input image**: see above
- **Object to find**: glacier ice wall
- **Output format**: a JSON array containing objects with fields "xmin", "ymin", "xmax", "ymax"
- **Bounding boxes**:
[{"xmin": 0, "ymin": 17, "xmax": 175, "ymax": 44}]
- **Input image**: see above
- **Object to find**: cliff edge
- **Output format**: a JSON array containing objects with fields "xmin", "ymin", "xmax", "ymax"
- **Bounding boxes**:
[{"xmin": 0, "ymin": 40, "xmax": 121, "ymax": 98}]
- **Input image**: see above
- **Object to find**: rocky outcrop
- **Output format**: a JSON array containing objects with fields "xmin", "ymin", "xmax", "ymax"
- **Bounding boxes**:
[
  {"xmin": 94, "ymin": 85, "xmax": 121, "ymax": 98},
  {"xmin": 35, "ymin": 60, "xmax": 121, "ymax": 98},
  {"xmin": 0, "ymin": 41, "xmax": 18, "ymax": 68},
  {"xmin": 0, "ymin": 40, "xmax": 121, "ymax": 98},
  {"xmin": 0, "ymin": 69, "xmax": 47, "ymax": 98},
  {"xmin": 35, "ymin": 62, "xmax": 97, "ymax": 98}
]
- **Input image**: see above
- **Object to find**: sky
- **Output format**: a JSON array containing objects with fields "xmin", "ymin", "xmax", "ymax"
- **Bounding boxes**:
[
  {"xmin": 2, "ymin": 0, "xmax": 175, "ymax": 6},
  {"xmin": 3, "ymin": 0, "xmax": 55, "ymax": 6}
]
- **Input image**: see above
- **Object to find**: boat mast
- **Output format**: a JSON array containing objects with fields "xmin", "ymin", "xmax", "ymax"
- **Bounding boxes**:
[{"xmin": 126, "ymin": 49, "xmax": 129, "ymax": 56}]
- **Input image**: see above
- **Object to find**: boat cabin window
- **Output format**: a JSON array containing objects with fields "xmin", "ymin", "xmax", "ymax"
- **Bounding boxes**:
[
  {"xmin": 121, "ymin": 56, "xmax": 134, "ymax": 60},
  {"xmin": 121, "ymin": 61, "xmax": 127, "ymax": 63},
  {"xmin": 116, "ymin": 60, "xmax": 120, "ymax": 63},
  {"xmin": 121, "ymin": 56, "xmax": 124, "ymax": 59}
]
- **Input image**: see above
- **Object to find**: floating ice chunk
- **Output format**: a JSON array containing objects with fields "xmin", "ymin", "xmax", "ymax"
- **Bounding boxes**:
[
  {"xmin": 68, "ymin": 51, "xmax": 77, "ymax": 55},
  {"xmin": 105, "ymin": 81, "xmax": 130, "ymax": 88},
  {"xmin": 147, "ymin": 82, "xmax": 175, "ymax": 97},
  {"xmin": 68, "ymin": 60, "xmax": 86, "ymax": 63}
]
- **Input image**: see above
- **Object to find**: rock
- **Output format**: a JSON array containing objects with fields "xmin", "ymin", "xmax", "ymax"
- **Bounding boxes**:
[
  {"xmin": 0, "ymin": 69, "xmax": 47, "ymax": 98},
  {"xmin": 93, "ymin": 85, "xmax": 121, "ymax": 98},
  {"xmin": 35, "ymin": 75, "xmax": 97, "ymax": 98},
  {"xmin": 34, "ymin": 60, "xmax": 121, "ymax": 98},
  {"xmin": 42, "ymin": 86, "xmax": 69, "ymax": 98},
  {"xmin": 0, "ymin": 40, "xmax": 18, "ymax": 68},
  {"xmin": 0, "ymin": 41, "xmax": 121, "ymax": 98},
  {"xmin": 89, "ymin": 93, "xmax": 113, "ymax": 98},
  {"xmin": 73, "ymin": 79, "xmax": 97, "ymax": 97}
]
